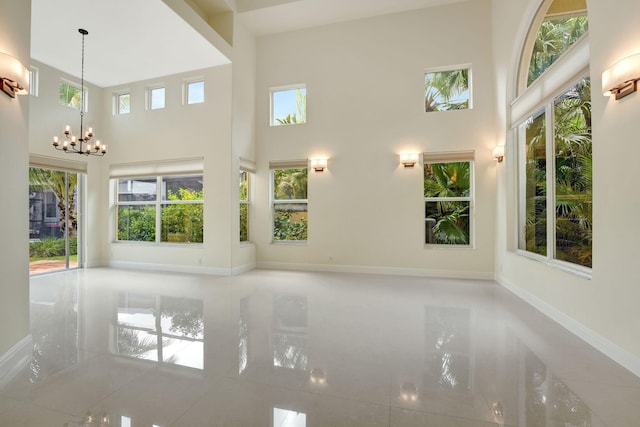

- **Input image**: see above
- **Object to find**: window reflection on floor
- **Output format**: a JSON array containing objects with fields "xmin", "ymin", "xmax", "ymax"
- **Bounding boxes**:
[
  {"xmin": 272, "ymin": 295, "xmax": 308, "ymax": 370},
  {"xmin": 114, "ymin": 292, "xmax": 204, "ymax": 370},
  {"xmin": 273, "ymin": 407, "xmax": 306, "ymax": 427}
]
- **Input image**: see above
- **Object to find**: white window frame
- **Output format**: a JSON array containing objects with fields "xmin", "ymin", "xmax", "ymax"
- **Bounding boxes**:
[
  {"xmin": 424, "ymin": 64, "xmax": 472, "ymax": 112},
  {"xmin": 423, "ymin": 151, "xmax": 475, "ymax": 248},
  {"xmin": 270, "ymin": 161, "xmax": 308, "ymax": 244},
  {"xmin": 114, "ymin": 174, "xmax": 204, "ymax": 245},
  {"xmin": 185, "ymin": 79, "xmax": 205, "ymax": 105},
  {"xmin": 512, "ymin": 0, "xmax": 591, "ymax": 277},
  {"xmin": 113, "ymin": 91, "xmax": 131, "ymax": 115},
  {"xmin": 146, "ymin": 86, "xmax": 165, "ymax": 110},
  {"xmin": 270, "ymin": 83, "xmax": 307, "ymax": 126},
  {"xmin": 59, "ymin": 78, "xmax": 87, "ymax": 111},
  {"xmin": 29, "ymin": 66, "xmax": 39, "ymax": 97}
]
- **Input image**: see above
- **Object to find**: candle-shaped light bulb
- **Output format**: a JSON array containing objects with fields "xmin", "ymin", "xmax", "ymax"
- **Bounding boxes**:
[
  {"xmin": 52, "ymin": 136, "xmax": 59, "ymax": 146},
  {"xmin": 64, "ymin": 125, "xmax": 71, "ymax": 134}
]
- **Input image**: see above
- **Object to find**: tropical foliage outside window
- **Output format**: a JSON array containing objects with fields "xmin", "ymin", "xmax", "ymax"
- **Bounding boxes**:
[
  {"xmin": 271, "ymin": 87, "xmax": 306, "ymax": 125},
  {"xmin": 59, "ymin": 81, "xmax": 83, "ymax": 109},
  {"xmin": 116, "ymin": 175, "xmax": 203, "ymax": 243},
  {"xmin": 424, "ymin": 161, "xmax": 472, "ymax": 245},
  {"xmin": 520, "ymin": 78, "xmax": 592, "ymax": 267},
  {"xmin": 240, "ymin": 170, "xmax": 250, "ymax": 242},
  {"xmin": 424, "ymin": 68, "xmax": 470, "ymax": 112},
  {"xmin": 527, "ymin": 14, "xmax": 588, "ymax": 86},
  {"xmin": 517, "ymin": 0, "xmax": 591, "ymax": 269},
  {"xmin": 272, "ymin": 167, "xmax": 308, "ymax": 242}
]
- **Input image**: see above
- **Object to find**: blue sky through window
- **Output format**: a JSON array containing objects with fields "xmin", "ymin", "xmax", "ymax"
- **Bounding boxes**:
[{"xmin": 273, "ymin": 87, "xmax": 306, "ymax": 125}]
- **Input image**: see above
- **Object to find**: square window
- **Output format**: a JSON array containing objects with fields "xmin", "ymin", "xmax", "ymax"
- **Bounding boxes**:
[
  {"xmin": 149, "ymin": 87, "xmax": 165, "ymax": 110},
  {"xmin": 424, "ymin": 68, "xmax": 471, "ymax": 112},
  {"xmin": 187, "ymin": 80, "xmax": 204, "ymax": 104},
  {"xmin": 117, "ymin": 92, "xmax": 131, "ymax": 114},
  {"xmin": 59, "ymin": 81, "xmax": 85, "ymax": 110},
  {"xmin": 271, "ymin": 86, "xmax": 306, "ymax": 126}
]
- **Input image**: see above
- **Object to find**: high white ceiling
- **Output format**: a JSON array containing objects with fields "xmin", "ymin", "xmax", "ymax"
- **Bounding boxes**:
[{"xmin": 31, "ymin": 0, "xmax": 468, "ymax": 87}]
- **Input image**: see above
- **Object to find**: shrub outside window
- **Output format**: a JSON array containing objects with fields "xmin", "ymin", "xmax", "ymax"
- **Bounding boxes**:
[
  {"xmin": 424, "ymin": 159, "xmax": 473, "ymax": 245},
  {"xmin": 187, "ymin": 80, "xmax": 204, "ymax": 104},
  {"xmin": 240, "ymin": 170, "xmax": 250, "ymax": 242},
  {"xmin": 116, "ymin": 175, "xmax": 203, "ymax": 243},
  {"xmin": 271, "ymin": 166, "xmax": 308, "ymax": 242},
  {"xmin": 271, "ymin": 85, "xmax": 306, "ymax": 126},
  {"xmin": 424, "ymin": 67, "xmax": 470, "ymax": 112}
]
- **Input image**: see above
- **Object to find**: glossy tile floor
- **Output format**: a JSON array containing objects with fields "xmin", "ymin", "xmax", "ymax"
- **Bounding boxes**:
[{"xmin": 1, "ymin": 269, "xmax": 640, "ymax": 426}]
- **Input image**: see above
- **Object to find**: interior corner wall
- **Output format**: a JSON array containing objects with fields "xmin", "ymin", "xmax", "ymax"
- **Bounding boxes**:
[
  {"xmin": 492, "ymin": 0, "xmax": 640, "ymax": 375},
  {"xmin": 0, "ymin": 0, "xmax": 31, "ymax": 356},
  {"xmin": 254, "ymin": 0, "xmax": 498, "ymax": 278},
  {"xmin": 99, "ymin": 65, "xmax": 234, "ymax": 275},
  {"xmin": 231, "ymin": 19, "xmax": 257, "ymax": 274}
]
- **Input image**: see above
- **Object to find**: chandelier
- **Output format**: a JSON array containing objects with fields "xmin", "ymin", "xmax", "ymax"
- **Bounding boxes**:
[{"xmin": 52, "ymin": 29, "xmax": 106, "ymax": 156}]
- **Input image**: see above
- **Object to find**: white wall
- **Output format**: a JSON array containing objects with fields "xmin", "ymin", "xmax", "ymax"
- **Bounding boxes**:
[
  {"xmin": 99, "ymin": 65, "xmax": 234, "ymax": 274},
  {"xmin": 254, "ymin": 0, "xmax": 498, "ymax": 279},
  {"xmin": 492, "ymin": 0, "xmax": 640, "ymax": 373},
  {"xmin": 0, "ymin": 0, "xmax": 31, "ymax": 356},
  {"xmin": 231, "ymin": 19, "xmax": 257, "ymax": 273}
]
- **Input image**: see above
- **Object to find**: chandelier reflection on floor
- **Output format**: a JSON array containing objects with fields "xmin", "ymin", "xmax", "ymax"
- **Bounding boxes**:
[{"xmin": 52, "ymin": 29, "xmax": 106, "ymax": 156}]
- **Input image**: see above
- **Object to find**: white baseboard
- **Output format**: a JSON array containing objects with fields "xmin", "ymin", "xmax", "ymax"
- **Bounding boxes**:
[
  {"xmin": 107, "ymin": 261, "xmax": 233, "ymax": 276},
  {"xmin": 0, "ymin": 334, "xmax": 32, "ymax": 388},
  {"xmin": 497, "ymin": 274, "xmax": 640, "ymax": 378},
  {"xmin": 231, "ymin": 262, "xmax": 256, "ymax": 276},
  {"xmin": 257, "ymin": 261, "xmax": 495, "ymax": 280}
]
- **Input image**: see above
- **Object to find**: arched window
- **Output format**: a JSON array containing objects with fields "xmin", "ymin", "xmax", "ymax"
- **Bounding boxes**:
[{"xmin": 512, "ymin": 0, "xmax": 592, "ymax": 273}]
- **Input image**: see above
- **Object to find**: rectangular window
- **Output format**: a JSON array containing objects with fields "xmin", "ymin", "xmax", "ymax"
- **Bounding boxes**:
[
  {"xmin": 116, "ymin": 175, "xmax": 203, "ymax": 243},
  {"xmin": 240, "ymin": 170, "xmax": 250, "ymax": 242},
  {"xmin": 424, "ymin": 154, "xmax": 474, "ymax": 245},
  {"xmin": 187, "ymin": 80, "xmax": 204, "ymax": 104},
  {"xmin": 270, "ymin": 85, "xmax": 306, "ymax": 126},
  {"xmin": 271, "ymin": 164, "xmax": 308, "ymax": 242},
  {"xmin": 117, "ymin": 92, "xmax": 131, "ymax": 114},
  {"xmin": 424, "ymin": 67, "xmax": 471, "ymax": 112},
  {"xmin": 59, "ymin": 80, "xmax": 85, "ymax": 110},
  {"xmin": 29, "ymin": 67, "xmax": 38, "ymax": 96},
  {"xmin": 149, "ymin": 87, "xmax": 165, "ymax": 110},
  {"xmin": 518, "ymin": 77, "xmax": 592, "ymax": 269}
]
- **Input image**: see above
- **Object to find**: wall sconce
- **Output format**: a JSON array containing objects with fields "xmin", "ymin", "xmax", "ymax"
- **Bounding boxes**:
[
  {"xmin": 310, "ymin": 158, "xmax": 327, "ymax": 172},
  {"xmin": 492, "ymin": 146, "xmax": 504, "ymax": 163},
  {"xmin": 0, "ymin": 52, "xmax": 29, "ymax": 98},
  {"xmin": 400, "ymin": 153, "xmax": 419, "ymax": 168},
  {"xmin": 602, "ymin": 53, "xmax": 640, "ymax": 100}
]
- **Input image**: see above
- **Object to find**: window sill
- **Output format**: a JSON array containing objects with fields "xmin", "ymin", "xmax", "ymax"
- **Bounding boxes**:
[
  {"xmin": 271, "ymin": 240, "xmax": 307, "ymax": 246},
  {"xmin": 112, "ymin": 241, "xmax": 204, "ymax": 248},
  {"xmin": 424, "ymin": 244, "xmax": 475, "ymax": 250},
  {"xmin": 515, "ymin": 249, "xmax": 592, "ymax": 280}
]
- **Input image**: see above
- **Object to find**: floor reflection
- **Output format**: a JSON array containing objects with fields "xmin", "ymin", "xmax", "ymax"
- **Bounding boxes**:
[
  {"xmin": 272, "ymin": 294, "xmax": 308, "ymax": 371},
  {"xmin": 114, "ymin": 292, "xmax": 204, "ymax": 370}
]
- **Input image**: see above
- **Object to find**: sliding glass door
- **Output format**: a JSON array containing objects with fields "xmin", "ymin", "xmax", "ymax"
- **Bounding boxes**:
[{"xmin": 29, "ymin": 167, "xmax": 83, "ymax": 275}]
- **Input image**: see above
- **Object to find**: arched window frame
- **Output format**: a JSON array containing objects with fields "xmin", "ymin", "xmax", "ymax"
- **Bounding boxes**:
[{"xmin": 511, "ymin": 0, "xmax": 592, "ymax": 276}]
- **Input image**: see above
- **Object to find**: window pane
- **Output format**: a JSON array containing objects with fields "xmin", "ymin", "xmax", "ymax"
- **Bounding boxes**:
[
  {"xmin": 118, "ymin": 178, "xmax": 157, "ymax": 202},
  {"xmin": 118, "ymin": 93, "xmax": 130, "ymax": 114},
  {"xmin": 527, "ymin": 1, "xmax": 588, "ymax": 86},
  {"xmin": 274, "ymin": 168, "xmax": 308, "ymax": 200},
  {"xmin": 187, "ymin": 81, "xmax": 204, "ymax": 104},
  {"xmin": 240, "ymin": 203, "xmax": 249, "ymax": 242},
  {"xmin": 425, "ymin": 69, "xmax": 470, "ymax": 112},
  {"xmin": 274, "ymin": 203, "xmax": 307, "ymax": 241},
  {"xmin": 117, "ymin": 205, "xmax": 155, "ymax": 242},
  {"xmin": 523, "ymin": 110, "xmax": 547, "ymax": 256},
  {"xmin": 424, "ymin": 162, "xmax": 471, "ymax": 198},
  {"xmin": 150, "ymin": 87, "xmax": 165, "ymax": 109},
  {"xmin": 272, "ymin": 87, "xmax": 306, "ymax": 125},
  {"xmin": 425, "ymin": 201, "xmax": 470, "ymax": 245},
  {"xmin": 161, "ymin": 175, "xmax": 203, "ymax": 201},
  {"xmin": 239, "ymin": 171, "xmax": 248, "ymax": 201},
  {"xmin": 59, "ymin": 82, "xmax": 82, "ymax": 109},
  {"xmin": 161, "ymin": 203, "xmax": 203, "ymax": 243},
  {"xmin": 554, "ymin": 78, "xmax": 592, "ymax": 267}
]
